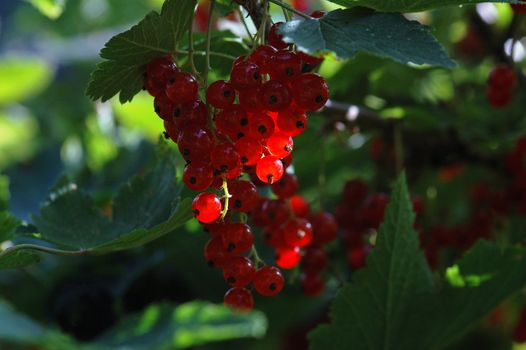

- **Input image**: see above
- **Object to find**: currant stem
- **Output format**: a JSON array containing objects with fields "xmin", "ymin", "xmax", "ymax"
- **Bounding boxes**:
[
  {"xmin": 277, "ymin": 0, "xmax": 291, "ymax": 21},
  {"xmin": 237, "ymin": 8, "xmax": 255, "ymax": 45},
  {"xmin": 204, "ymin": 0, "xmax": 216, "ymax": 86},
  {"xmin": 220, "ymin": 177, "xmax": 231, "ymax": 220},
  {"xmin": 187, "ymin": 10, "xmax": 200, "ymax": 77},
  {"xmin": 0, "ymin": 243, "xmax": 89, "ymax": 258},
  {"xmin": 250, "ymin": 245, "xmax": 265, "ymax": 267},
  {"xmin": 267, "ymin": 0, "xmax": 311, "ymax": 19},
  {"xmin": 175, "ymin": 49, "xmax": 236, "ymax": 60}
]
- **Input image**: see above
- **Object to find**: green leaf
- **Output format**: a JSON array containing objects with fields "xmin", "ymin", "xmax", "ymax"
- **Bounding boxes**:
[
  {"xmin": 309, "ymin": 173, "xmax": 436, "ymax": 350},
  {"xmin": 0, "ymin": 212, "xmax": 19, "ymax": 243},
  {"xmin": 216, "ymin": 0, "xmax": 238, "ymax": 16},
  {"xmin": 94, "ymin": 302, "xmax": 267, "ymax": 349},
  {"xmin": 86, "ymin": 0, "xmax": 197, "ymax": 103},
  {"xmin": 327, "ymin": 0, "xmax": 526, "ymax": 12},
  {"xmin": 0, "ymin": 57, "xmax": 55, "ymax": 105},
  {"xmin": 25, "ymin": 0, "xmax": 67, "ymax": 19},
  {"xmin": 309, "ymin": 174, "xmax": 526, "ymax": 350},
  {"xmin": 0, "ymin": 142, "xmax": 192, "ymax": 269},
  {"xmin": 279, "ymin": 9, "xmax": 456, "ymax": 68}
]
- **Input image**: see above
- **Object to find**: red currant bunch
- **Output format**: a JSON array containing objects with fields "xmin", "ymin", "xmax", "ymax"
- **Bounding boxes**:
[{"xmin": 486, "ymin": 64, "xmax": 516, "ymax": 108}]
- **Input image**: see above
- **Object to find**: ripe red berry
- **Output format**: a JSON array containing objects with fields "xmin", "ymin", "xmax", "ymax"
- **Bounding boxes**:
[
  {"xmin": 174, "ymin": 99, "xmax": 208, "ymax": 129},
  {"xmin": 249, "ymin": 45, "xmax": 278, "ymax": 74},
  {"xmin": 224, "ymin": 287, "xmax": 254, "ymax": 311},
  {"xmin": 177, "ymin": 125, "xmax": 214, "ymax": 162},
  {"xmin": 282, "ymin": 218, "xmax": 313, "ymax": 248},
  {"xmin": 204, "ymin": 236, "xmax": 233, "ymax": 268},
  {"xmin": 266, "ymin": 132, "xmax": 294, "ymax": 158},
  {"xmin": 207, "ymin": 80, "xmax": 236, "ymax": 109},
  {"xmin": 291, "ymin": 73, "xmax": 329, "ymax": 112},
  {"xmin": 211, "ymin": 143, "xmax": 241, "ymax": 174},
  {"xmin": 310, "ymin": 212, "xmax": 338, "ymax": 245},
  {"xmin": 254, "ymin": 266, "xmax": 285, "ymax": 296},
  {"xmin": 229, "ymin": 180, "xmax": 259, "ymax": 212},
  {"xmin": 512, "ymin": 4, "xmax": 526, "ymax": 14},
  {"xmin": 183, "ymin": 162, "xmax": 214, "ymax": 191},
  {"xmin": 489, "ymin": 65, "xmax": 516, "ymax": 89},
  {"xmin": 310, "ymin": 10, "xmax": 327, "ymax": 18},
  {"xmin": 230, "ymin": 61, "xmax": 261, "ymax": 89},
  {"xmin": 275, "ymin": 246, "xmax": 301, "ymax": 269},
  {"xmin": 289, "ymin": 195, "xmax": 310, "ymax": 218},
  {"xmin": 215, "ymin": 106, "xmax": 249, "ymax": 140},
  {"xmin": 271, "ymin": 172, "xmax": 299, "ymax": 199},
  {"xmin": 260, "ymin": 80, "xmax": 292, "ymax": 112},
  {"xmin": 223, "ymin": 257, "xmax": 256, "ymax": 287},
  {"xmin": 270, "ymin": 50, "xmax": 301, "ymax": 81},
  {"xmin": 165, "ymin": 72, "xmax": 199, "ymax": 104},
  {"xmin": 302, "ymin": 247, "xmax": 327, "ymax": 273},
  {"xmin": 192, "ymin": 192, "xmax": 222, "ymax": 223},
  {"xmin": 300, "ymin": 273, "xmax": 325, "ymax": 296},
  {"xmin": 486, "ymin": 86, "xmax": 512, "ymax": 108},
  {"xmin": 276, "ymin": 109, "xmax": 308, "ymax": 137},
  {"xmin": 343, "ymin": 179, "xmax": 368, "ymax": 207},
  {"xmin": 264, "ymin": 226, "xmax": 286, "ymax": 248},
  {"xmin": 248, "ymin": 112, "xmax": 276, "ymax": 141},
  {"xmin": 154, "ymin": 94, "xmax": 175, "ymax": 120},
  {"xmin": 145, "ymin": 55, "xmax": 178, "ymax": 97},
  {"xmin": 268, "ymin": 22, "xmax": 289, "ymax": 50},
  {"xmin": 163, "ymin": 119, "xmax": 180, "ymax": 143},
  {"xmin": 238, "ymin": 87, "xmax": 264, "ymax": 113},
  {"xmin": 297, "ymin": 51, "xmax": 324, "ymax": 66},
  {"xmin": 256, "ymin": 155, "xmax": 284, "ymax": 184},
  {"xmin": 234, "ymin": 137, "xmax": 263, "ymax": 165},
  {"xmin": 253, "ymin": 199, "xmax": 291, "ymax": 228},
  {"xmin": 222, "ymin": 223, "xmax": 254, "ymax": 254}
]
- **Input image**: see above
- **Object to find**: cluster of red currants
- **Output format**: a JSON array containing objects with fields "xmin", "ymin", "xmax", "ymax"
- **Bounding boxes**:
[
  {"xmin": 486, "ymin": 64, "xmax": 516, "ymax": 108},
  {"xmin": 142, "ymin": 24, "xmax": 329, "ymax": 310}
]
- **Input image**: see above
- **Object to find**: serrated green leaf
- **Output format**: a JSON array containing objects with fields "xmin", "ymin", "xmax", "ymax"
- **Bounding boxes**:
[
  {"xmin": 94, "ymin": 302, "xmax": 267, "ymax": 349},
  {"xmin": 309, "ymin": 174, "xmax": 526, "ymax": 350},
  {"xmin": 328, "ymin": 0, "xmax": 526, "ymax": 12},
  {"xmin": 309, "ymin": 173, "xmax": 436, "ymax": 350},
  {"xmin": 280, "ymin": 9, "xmax": 456, "ymax": 68},
  {"xmin": 86, "ymin": 0, "xmax": 197, "ymax": 103},
  {"xmin": 25, "ymin": 0, "xmax": 67, "ymax": 19}
]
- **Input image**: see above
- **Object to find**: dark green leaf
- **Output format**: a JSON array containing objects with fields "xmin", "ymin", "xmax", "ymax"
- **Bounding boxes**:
[
  {"xmin": 0, "ymin": 212, "xmax": 19, "ymax": 243},
  {"xmin": 216, "ymin": 0, "xmax": 238, "ymax": 16},
  {"xmin": 280, "ymin": 9, "xmax": 456, "ymax": 68},
  {"xmin": 86, "ymin": 0, "xmax": 197, "ymax": 103},
  {"xmin": 327, "ymin": 0, "xmax": 526, "ymax": 12}
]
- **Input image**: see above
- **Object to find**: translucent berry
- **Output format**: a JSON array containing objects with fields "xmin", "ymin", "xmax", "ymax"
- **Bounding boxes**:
[
  {"xmin": 276, "ymin": 109, "xmax": 308, "ymax": 137},
  {"xmin": 230, "ymin": 61, "xmax": 261, "ymax": 89},
  {"xmin": 174, "ymin": 99, "xmax": 207, "ymax": 128},
  {"xmin": 268, "ymin": 22, "xmax": 289, "ymax": 50},
  {"xmin": 249, "ymin": 45, "xmax": 278, "ymax": 74},
  {"xmin": 239, "ymin": 87, "xmax": 264, "ymax": 113},
  {"xmin": 275, "ymin": 246, "xmax": 301, "ymax": 269},
  {"xmin": 310, "ymin": 10, "xmax": 327, "ymax": 18},
  {"xmin": 260, "ymin": 80, "xmax": 292, "ymax": 112},
  {"xmin": 154, "ymin": 94, "xmax": 175, "ymax": 120},
  {"xmin": 224, "ymin": 287, "xmax": 254, "ymax": 311},
  {"xmin": 216, "ymin": 106, "xmax": 249, "ymax": 140},
  {"xmin": 183, "ymin": 162, "xmax": 214, "ymax": 191},
  {"xmin": 163, "ymin": 119, "xmax": 180, "ymax": 143},
  {"xmin": 165, "ymin": 72, "xmax": 199, "ymax": 104},
  {"xmin": 291, "ymin": 73, "xmax": 329, "ymax": 112},
  {"xmin": 300, "ymin": 273, "xmax": 325, "ymax": 296},
  {"xmin": 248, "ymin": 112, "xmax": 276, "ymax": 141},
  {"xmin": 256, "ymin": 155, "xmax": 284, "ymax": 184},
  {"xmin": 489, "ymin": 65, "xmax": 516, "ymax": 89},
  {"xmin": 297, "ymin": 51, "xmax": 324, "ymax": 66},
  {"xmin": 207, "ymin": 80, "xmax": 236, "ymax": 109},
  {"xmin": 343, "ymin": 179, "xmax": 368, "ymax": 207},
  {"xmin": 204, "ymin": 236, "xmax": 233, "ymax": 268},
  {"xmin": 282, "ymin": 218, "xmax": 313, "ymax": 248},
  {"xmin": 253, "ymin": 266, "xmax": 285, "ymax": 296},
  {"xmin": 266, "ymin": 132, "xmax": 293, "ymax": 158},
  {"xmin": 486, "ymin": 86, "xmax": 512, "ymax": 108},
  {"xmin": 234, "ymin": 137, "xmax": 263, "ymax": 165},
  {"xmin": 271, "ymin": 172, "xmax": 299, "ymax": 198},
  {"xmin": 310, "ymin": 212, "xmax": 338, "ymax": 245},
  {"xmin": 192, "ymin": 192, "xmax": 222, "ymax": 223},
  {"xmin": 289, "ymin": 195, "xmax": 310, "ymax": 218},
  {"xmin": 145, "ymin": 55, "xmax": 178, "ymax": 96},
  {"xmin": 302, "ymin": 247, "xmax": 327, "ymax": 273},
  {"xmin": 211, "ymin": 143, "xmax": 241, "ymax": 174},
  {"xmin": 270, "ymin": 50, "xmax": 301, "ymax": 81},
  {"xmin": 223, "ymin": 257, "xmax": 256, "ymax": 287},
  {"xmin": 222, "ymin": 223, "xmax": 254, "ymax": 254},
  {"xmin": 229, "ymin": 180, "xmax": 259, "ymax": 212},
  {"xmin": 177, "ymin": 125, "xmax": 214, "ymax": 162}
]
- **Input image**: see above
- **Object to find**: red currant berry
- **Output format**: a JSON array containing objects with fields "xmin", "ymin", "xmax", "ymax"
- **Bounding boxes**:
[
  {"xmin": 177, "ymin": 125, "xmax": 214, "ymax": 162},
  {"xmin": 362, "ymin": 193, "xmax": 389, "ymax": 228},
  {"xmin": 229, "ymin": 180, "xmax": 259, "ymax": 212},
  {"xmin": 249, "ymin": 45, "xmax": 278, "ymax": 74},
  {"xmin": 259, "ymin": 199, "xmax": 291, "ymax": 227},
  {"xmin": 271, "ymin": 172, "xmax": 299, "ymax": 199},
  {"xmin": 207, "ymin": 80, "xmax": 236, "ymax": 109},
  {"xmin": 276, "ymin": 109, "xmax": 308, "ymax": 137},
  {"xmin": 300, "ymin": 273, "xmax": 325, "ymax": 296},
  {"xmin": 275, "ymin": 246, "xmax": 301, "ymax": 269},
  {"xmin": 211, "ymin": 143, "xmax": 241, "ymax": 174},
  {"xmin": 248, "ymin": 112, "xmax": 276, "ymax": 141},
  {"xmin": 302, "ymin": 247, "xmax": 327, "ymax": 273},
  {"xmin": 165, "ymin": 72, "xmax": 199, "ymax": 104},
  {"xmin": 512, "ymin": 4, "xmax": 526, "ymax": 14},
  {"xmin": 204, "ymin": 236, "xmax": 233, "ymax": 268},
  {"xmin": 163, "ymin": 119, "xmax": 180, "ymax": 143},
  {"xmin": 486, "ymin": 86, "xmax": 512, "ymax": 108},
  {"xmin": 297, "ymin": 51, "xmax": 324, "ymax": 66},
  {"xmin": 145, "ymin": 56, "xmax": 178, "ymax": 96},
  {"xmin": 260, "ymin": 80, "xmax": 292, "ymax": 112},
  {"xmin": 215, "ymin": 106, "xmax": 249, "ymax": 140},
  {"xmin": 489, "ymin": 65, "xmax": 516, "ymax": 89},
  {"xmin": 348, "ymin": 245, "xmax": 368, "ymax": 270},
  {"xmin": 266, "ymin": 132, "xmax": 293, "ymax": 158},
  {"xmin": 238, "ymin": 87, "xmax": 264, "ymax": 113},
  {"xmin": 230, "ymin": 61, "xmax": 261, "ymax": 89},
  {"xmin": 256, "ymin": 155, "xmax": 284, "ymax": 184},
  {"xmin": 234, "ymin": 137, "xmax": 263, "ymax": 165},
  {"xmin": 264, "ymin": 226, "xmax": 286, "ymax": 248},
  {"xmin": 268, "ymin": 22, "xmax": 289, "ymax": 50},
  {"xmin": 281, "ymin": 154, "xmax": 293, "ymax": 169},
  {"xmin": 223, "ymin": 257, "xmax": 256, "ymax": 287},
  {"xmin": 289, "ymin": 195, "xmax": 310, "ymax": 218},
  {"xmin": 224, "ymin": 287, "xmax": 254, "ymax": 311},
  {"xmin": 154, "ymin": 94, "xmax": 175, "ymax": 120},
  {"xmin": 174, "ymin": 99, "xmax": 208, "ymax": 128},
  {"xmin": 343, "ymin": 179, "xmax": 368, "ymax": 207},
  {"xmin": 222, "ymin": 223, "xmax": 254, "ymax": 254},
  {"xmin": 282, "ymin": 218, "xmax": 313, "ymax": 248},
  {"xmin": 311, "ymin": 212, "xmax": 338, "ymax": 245},
  {"xmin": 253, "ymin": 266, "xmax": 285, "ymax": 296},
  {"xmin": 183, "ymin": 162, "xmax": 214, "ymax": 191},
  {"xmin": 310, "ymin": 10, "xmax": 327, "ymax": 18},
  {"xmin": 270, "ymin": 50, "xmax": 301, "ymax": 81},
  {"xmin": 291, "ymin": 73, "xmax": 329, "ymax": 112},
  {"xmin": 192, "ymin": 192, "xmax": 222, "ymax": 223}
]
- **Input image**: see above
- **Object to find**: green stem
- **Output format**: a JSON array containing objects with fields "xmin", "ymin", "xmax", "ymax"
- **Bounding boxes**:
[
  {"xmin": 204, "ymin": 0, "xmax": 216, "ymax": 86},
  {"xmin": 187, "ymin": 9, "xmax": 199, "ymax": 77},
  {"xmin": 175, "ymin": 49, "xmax": 235, "ymax": 60},
  {"xmin": 237, "ymin": 8, "xmax": 255, "ymax": 45},
  {"xmin": 277, "ymin": 0, "xmax": 291, "ymax": 21},
  {"xmin": 0, "ymin": 243, "xmax": 89, "ymax": 258},
  {"xmin": 267, "ymin": 0, "xmax": 311, "ymax": 19},
  {"xmin": 220, "ymin": 177, "xmax": 231, "ymax": 220},
  {"xmin": 250, "ymin": 245, "xmax": 265, "ymax": 268}
]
